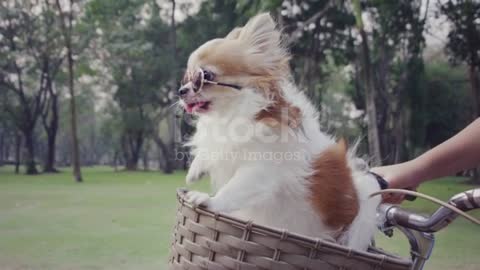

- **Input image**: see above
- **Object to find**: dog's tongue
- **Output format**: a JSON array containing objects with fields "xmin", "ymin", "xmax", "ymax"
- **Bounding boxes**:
[{"xmin": 185, "ymin": 101, "xmax": 207, "ymax": 113}]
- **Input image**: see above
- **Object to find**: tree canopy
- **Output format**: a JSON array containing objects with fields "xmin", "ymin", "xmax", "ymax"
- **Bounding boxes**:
[{"xmin": 0, "ymin": 0, "xmax": 477, "ymax": 180}]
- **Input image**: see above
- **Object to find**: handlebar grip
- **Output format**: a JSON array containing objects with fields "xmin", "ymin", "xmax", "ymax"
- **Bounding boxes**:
[
  {"xmin": 379, "ymin": 204, "xmax": 430, "ymax": 230},
  {"xmin": 449, "ymin": 189, "xmax": 480, "ymax": 211},
  {"xmin": 379, "ymin": 188, "xmax": 480, "ymax": 232}
]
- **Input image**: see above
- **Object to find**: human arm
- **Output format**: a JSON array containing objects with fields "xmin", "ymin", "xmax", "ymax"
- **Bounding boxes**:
[{"xmin": 371, "ymin": 118, "xmax": 480, "ymax": 203}]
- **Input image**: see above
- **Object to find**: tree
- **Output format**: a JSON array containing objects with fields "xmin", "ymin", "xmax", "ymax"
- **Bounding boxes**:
[
  {"xmin": 440, "ymin": 0, "xmax": 480, "ymax": 118},
  {"xmin": 86, "ymin": 0, "xmax": 175, "ymax": 170},
  {"xmin": 345, "ymin": 1, "xmax": 427, "ymax": 165},
  {"xmin": 1, "ymin": 91, "xmax": 23, "ymax": 174},
  {"xmin": 1, "ymin": 1, "xmax": 88, "ymax": 175},
  {"xmin": 440, "ymin": 0, "xmax": 480, "ymax": 182},
  {"xmin": 99, "ymin": 107, "xmax": 123, "ymax": 170},
  {"xmin": 280, "ymin": 0, "xmax": 356, "ymax": 104},
  {"xmin": 156, "ymin": 0, "xmax": 178, "ymax": 174},
  {"xmin": 370, "ymin": 1, "xmax": 426, "ymax": 164},
  {"xmin": 41, "ymin": 70, "xmax": 61, "ymax": 173},
  {"xmin": 0, "ymin": 2, "xmax": 52, "ymax": 174},
  {"xmin": 0, "ymin": 92, "xmax": 16, "ymax": 167},
  {"xmin": 0, "ymin": 90, "xmax": 24, "ymax": 174},
  {"xmin": 352, "ymin": 0, "xmax": 382, "ymax": 165},
  {"xmin": 410, "ymin": 61, "xmax": 473, "ymax": 151},
  {"xmin": 39, "ymin": 1, "xmax": 65, "ymax": 173},
  {"xmin": 55, "ymin": 0, "xmax": 85, "ymax": 182}
]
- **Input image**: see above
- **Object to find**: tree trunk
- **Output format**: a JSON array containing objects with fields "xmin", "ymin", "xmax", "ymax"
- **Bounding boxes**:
[
  {"xmin": 22, "ymin": 128, "xmax": 38, "ymax": 174},
  {"xmin": 374, "ymin": 38, "xmax": 392, "ymax": 165},
  {"xmin": 0, "ymin": 131, "xmax": 4, "ymax": 166},
  {"xmin": 42, "ymin": 81, "xmax": 59, "ymax": 173},
  {"xmin": 67, "ymin": 45, "xmax": 82, "ymax": 182},
  {"xmin": 56, "ymin": 0, "xmax": 82, "ymax": 182},
  {"xmin": 5, "ymin": 134, "xmax": 11, "ymax": 163},
  {"xmin": 166, "ymin": 0, "xmax": 179, "ymax": 172},
  {"xmin": 353, "ymin": 1, "xmax": 382, "ymax": 166},
  {"xmin": 155, "ymin": 137, "xmax": 174, "ymax": 174},
  {"xmin": 468, "ymin": 65, "xmax": 480, "ymax": 117},
  {"xmin": 359, "ymin": 31, "xmax": 382, "ymax": 166},
  {"xmin": 125, "ymin": 158, "xmax": 138, "ymax": 171},
  {"xmin": 124, "ymin": 146, "xmax": 140, "ymax": 170},
  {"xmin": 467, "ymin": 65, "xmax": 480, "ymax": 184},
  {"xmin": 469, "ymin": 167, "xmax": 480, "ymax": 184},
  {"xmin": 157, "ymin": 148, "xmax": 163, "ymax": 171},
  {"xmin": 113, "ymin": 151, "xmax": 119, "ymax": 171},
  {"xmin": 142, "ymin": 150, "xmax": 149, "ymax": 171},
  {"xmin": 14, "ymin": 131, "xmax": 21, "ymax": 174},
  {"xmin": 121, "ymin": 132, "xmax": 143, "ymax": 171},
  {"xmin": 393, "ymin": 112, "xmax": 405, "ymax": 164},
  {"xmin": 43, "ymin": 127, "xmax": 58, "ymax": 173}
]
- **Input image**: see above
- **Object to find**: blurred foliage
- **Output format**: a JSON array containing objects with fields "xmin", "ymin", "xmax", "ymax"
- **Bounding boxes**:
[
  {"xmin": 440, "ymin": 0, "xmax": 480, "ymax": 67},
  {"xmin": 439, "ymin": 0, "xmax": 480, "ymax": 120},
  {"xmin": 281, "ymin": 0, "xmax": 356, "ymax": 104},
  {"xmin": 410, "ymin": 61, "xmax": 473, "ymax": 152},
  {"xmin": 0, "ymin": 0, "xmax": 478, "ymax": 172}
]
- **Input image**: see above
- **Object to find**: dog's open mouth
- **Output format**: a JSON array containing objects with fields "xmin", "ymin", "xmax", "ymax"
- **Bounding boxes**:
[{"xmin": 185, "ymin": 101, "xmax": 211, "ymax": 113}]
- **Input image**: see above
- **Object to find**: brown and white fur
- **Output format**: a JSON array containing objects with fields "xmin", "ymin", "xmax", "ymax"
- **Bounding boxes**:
[{"xmin": 178, "ymin": 13, "xmax": 381, "ymax": 250}]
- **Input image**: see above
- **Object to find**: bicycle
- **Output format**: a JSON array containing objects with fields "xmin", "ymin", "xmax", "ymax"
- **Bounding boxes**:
[
  {"xmin": 377, "ymin": 188, "xmax": 480, "ymax": 270},
  {"xmin": 169, "ymin": 188, "xmax": 479, "ymax": 270}
]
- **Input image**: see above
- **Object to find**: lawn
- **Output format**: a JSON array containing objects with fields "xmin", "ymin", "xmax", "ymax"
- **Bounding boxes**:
[{"xmin": 0, "ymin": 166, "xmax": 478, "ymax": 270}]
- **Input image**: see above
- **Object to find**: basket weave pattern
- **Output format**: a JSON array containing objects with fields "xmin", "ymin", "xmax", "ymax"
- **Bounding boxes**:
[{"xmin": 169, "ymin": 189, "xmax": 412, "ymax": 270}]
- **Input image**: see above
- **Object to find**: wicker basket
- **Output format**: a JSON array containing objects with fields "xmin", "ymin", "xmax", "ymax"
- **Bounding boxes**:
[{"xmin": 169, "ymin": 189, "xmax": 412, "ymax": 270}]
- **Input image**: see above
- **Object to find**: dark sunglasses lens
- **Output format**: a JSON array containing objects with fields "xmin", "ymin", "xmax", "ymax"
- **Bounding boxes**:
[
  {"xmin": 203, "ymin": 70, "xmax": 214, "ymax": 81},
  {"xmin": 193, "ymin": 70, "xmax": 203, "ymax": 92}
]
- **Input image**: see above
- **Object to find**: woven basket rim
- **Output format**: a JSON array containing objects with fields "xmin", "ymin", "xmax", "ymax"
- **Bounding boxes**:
[{"xmin": 175, "ymin": 188, "xmax": 412, "ymax": 268}]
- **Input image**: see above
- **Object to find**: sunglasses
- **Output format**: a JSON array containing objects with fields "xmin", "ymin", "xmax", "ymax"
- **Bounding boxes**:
[{"xmin": 188, "ymin": 68, "xmax": 242, "ymax": 92}]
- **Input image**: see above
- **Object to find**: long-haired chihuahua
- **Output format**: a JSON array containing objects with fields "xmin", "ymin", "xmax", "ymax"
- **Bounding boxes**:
[{"xmin": 177, "ymin": 13, "xmax": 381, "ymax": 250}]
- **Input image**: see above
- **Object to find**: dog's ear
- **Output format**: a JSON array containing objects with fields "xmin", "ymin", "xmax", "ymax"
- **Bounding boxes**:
[
  {"xmin": 225, "ymin": 27, "xmax": 242, "ymax": 40},
  {"xmin": 337, "ymin": 138, "xmax": 348, "ymax": 152},
  {"xmin": 238, "ymin": 13, "xmax": 289, "ymax": 75},
  {"xmin": 254, "ymin": 79, "xmax": 302, "ymax": 129},
  {"xmin": 239, "ymin": 13, "xmax": 279, "ymax": 51}
]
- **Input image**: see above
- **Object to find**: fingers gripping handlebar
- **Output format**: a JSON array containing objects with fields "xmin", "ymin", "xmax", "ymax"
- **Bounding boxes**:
[
  {"xmin": 378, "ymin": 189, "xmax": 480, "ymax": 233},
  {"xmin": 377, "ymin": 189, "xmax": 479, "ymax": 270}
]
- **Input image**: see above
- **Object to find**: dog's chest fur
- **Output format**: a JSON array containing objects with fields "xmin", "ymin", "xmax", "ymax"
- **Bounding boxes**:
[{"xmin": 188, "ymin": 103, "xmax": 339, "ymax": 238}]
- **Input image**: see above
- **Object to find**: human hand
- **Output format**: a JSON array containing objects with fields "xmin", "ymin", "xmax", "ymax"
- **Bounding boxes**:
[{"xmin": 370, "ymin": 161, "xmax": 422, "ymax": 204}]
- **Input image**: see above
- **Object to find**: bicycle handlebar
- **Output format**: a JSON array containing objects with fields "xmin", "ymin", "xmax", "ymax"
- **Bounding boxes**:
[{"xmin": 378, "ymin": 188, "xmax": 480, "ymax": 232}]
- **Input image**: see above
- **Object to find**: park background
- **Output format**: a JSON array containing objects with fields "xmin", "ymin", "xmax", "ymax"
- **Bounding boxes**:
[{"xmin": 1, "ymin": 0, "xmax": 479, "ymax": 269}]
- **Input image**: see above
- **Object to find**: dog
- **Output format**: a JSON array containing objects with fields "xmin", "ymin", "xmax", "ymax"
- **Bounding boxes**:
[{"xmin": 177, "ymin": 13, "xmax": 381, "ymax": 250}]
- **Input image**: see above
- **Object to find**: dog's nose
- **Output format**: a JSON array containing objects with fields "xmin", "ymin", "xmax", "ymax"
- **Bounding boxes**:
[{"xmin": 177, "ymin": 86, "xmax": 189, "ymax": 97}]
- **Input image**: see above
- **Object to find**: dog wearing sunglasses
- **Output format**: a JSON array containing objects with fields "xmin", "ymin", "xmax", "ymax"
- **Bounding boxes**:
[{"xmin": 178, "ymin": 13, "xmax": 381, "ymax": 250}]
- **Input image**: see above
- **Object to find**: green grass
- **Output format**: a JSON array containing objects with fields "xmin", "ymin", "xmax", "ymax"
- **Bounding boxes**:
[{"xmin": 0, "ymin": 166, "xmax": 478, "ymax": 270}]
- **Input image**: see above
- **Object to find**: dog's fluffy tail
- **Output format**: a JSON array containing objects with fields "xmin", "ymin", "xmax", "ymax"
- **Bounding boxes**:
[{"xmin": 340, "ymin": 172, "xmax": 381, "ymax": 250}]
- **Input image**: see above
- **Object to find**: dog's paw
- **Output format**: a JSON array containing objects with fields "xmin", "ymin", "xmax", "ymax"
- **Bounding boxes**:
[
  {"xmin": 185, "ymin": 191, "xmax": 210, "ymax": 207},
  {"xmin": 186, "ymin": 170, "xmax": 204, "ymax": 185}
]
